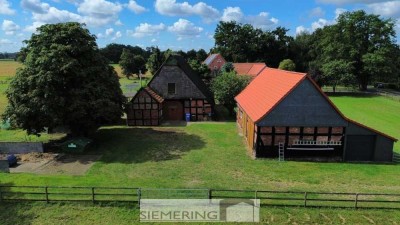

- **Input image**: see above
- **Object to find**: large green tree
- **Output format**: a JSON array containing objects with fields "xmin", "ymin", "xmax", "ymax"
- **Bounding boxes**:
[
  {"xmin": 2, "ymin": 22, "xmax": 126, "ymax": 136},
  {"xmin": 119, "ymin": 48, "xmax": 147, "ymax": 79},
  {"xmin": 211, "ymin": 71, "xmax": 251, "ymax": 115},
  {"xmin": 214, "ymin": 21, "xmax": 294, "ymax": 67},
  {"xmin": 317, "ymin": 10, "xmax": 397, "ymax": 90}
]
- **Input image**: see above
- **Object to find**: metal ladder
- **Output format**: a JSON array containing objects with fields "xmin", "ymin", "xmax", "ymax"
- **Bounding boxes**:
[{"xmin": 278, "ymin": 142, "xmax": 285, "ymax": 161}]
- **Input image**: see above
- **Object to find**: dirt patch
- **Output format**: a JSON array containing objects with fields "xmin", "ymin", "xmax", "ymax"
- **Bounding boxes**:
[
  {"xmin": 8, "ymin": 153, "xmax": 101, "ymax": 175},
  {"xmin": 34, "ymin": 154, "xmax": 101, "ymax": 175}
]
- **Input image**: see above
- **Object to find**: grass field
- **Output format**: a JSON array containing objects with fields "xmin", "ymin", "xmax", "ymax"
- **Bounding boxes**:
[
  {"xmin": 1, "ymin": 202, "xmax": 399, "ymax": 225},
  {"xmin": 0, "ymin": 60, "xmax": 21, "ymax": 77}
]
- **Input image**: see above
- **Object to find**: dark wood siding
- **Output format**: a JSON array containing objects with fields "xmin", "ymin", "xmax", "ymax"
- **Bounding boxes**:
[{"xmin": 126, "ymin": 89, "xmax": 163, "ymax": 126}]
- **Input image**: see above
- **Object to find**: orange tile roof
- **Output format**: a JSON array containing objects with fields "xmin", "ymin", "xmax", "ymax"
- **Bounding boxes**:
[
  {"xmin": 233, "ymin": 63, "xmax": 266, "ymax": 77},
  {"xmin": 235, "ymin": 67, "xmax": 306, "ymax": 122}
]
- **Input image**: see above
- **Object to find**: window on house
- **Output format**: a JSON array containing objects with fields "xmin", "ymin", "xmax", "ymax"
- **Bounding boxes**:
[{"xmin": 168, "ymin": 83, "xmax": 176, "ymax": 94}]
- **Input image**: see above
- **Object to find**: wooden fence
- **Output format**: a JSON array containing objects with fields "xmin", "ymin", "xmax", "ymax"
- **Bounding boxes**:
[{"xmin": 0, "ymin": 185, "xmax": 399, "ymax": 210}]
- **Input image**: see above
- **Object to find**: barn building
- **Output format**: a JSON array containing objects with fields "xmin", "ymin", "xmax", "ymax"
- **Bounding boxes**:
[
  {"xmin": 203, "ymin": 53, "xmax": 226, "ymax": 74},
  {"xmin": 235, "ymin": 67, "xmax": 397, "ymax": 162},
  {"xmin": 126, "ymin": 55, "xmax": 214, "ymax": 126}
]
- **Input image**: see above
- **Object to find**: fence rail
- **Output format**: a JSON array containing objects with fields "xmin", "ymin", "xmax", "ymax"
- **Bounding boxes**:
[{"xmin": 0, "ymin": 185, "xmax": 399, "ymax": 210}]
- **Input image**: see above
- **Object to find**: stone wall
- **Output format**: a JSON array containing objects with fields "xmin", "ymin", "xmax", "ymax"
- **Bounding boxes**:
[{"xmin": 0, "ymin": 142, "xmax": 43, "ymax": 154}]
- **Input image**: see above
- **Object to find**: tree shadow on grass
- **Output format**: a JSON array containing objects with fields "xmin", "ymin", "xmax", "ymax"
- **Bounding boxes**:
[
  {"xmin": 0, "ymin": 182, "xmax": 36, "ymax": 225},
  {"xmin": 86, "ymin": 127, "xmax": 206, "ymax": 164}
]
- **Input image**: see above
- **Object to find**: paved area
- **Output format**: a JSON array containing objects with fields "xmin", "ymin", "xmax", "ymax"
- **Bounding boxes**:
[{"xmin": 9, "ymin": 154, "xmax": 101, "ymax": 175}]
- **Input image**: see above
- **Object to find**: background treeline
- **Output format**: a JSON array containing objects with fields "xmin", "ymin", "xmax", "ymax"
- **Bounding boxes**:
[
  {"xmin": 99, "ymin": 44, "xmax": 208, "ymax": 65},
  {"xmin": 213, "ymin": 10, "xmax": 400, "ymax": 90}
]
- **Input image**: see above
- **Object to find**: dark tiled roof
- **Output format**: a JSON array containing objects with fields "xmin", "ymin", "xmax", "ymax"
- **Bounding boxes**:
[{"xmin": 147, "ymin": 54, "xmax": 214, "ymax": 104}]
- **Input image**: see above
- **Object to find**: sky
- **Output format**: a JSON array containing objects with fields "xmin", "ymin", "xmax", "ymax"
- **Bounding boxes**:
[{"xmin": 0, "ymin": 0, "xmax": 399, "ymax": 53}]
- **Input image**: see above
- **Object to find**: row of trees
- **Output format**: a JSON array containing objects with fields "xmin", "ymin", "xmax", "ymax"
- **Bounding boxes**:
[
  {"xmin": 213, "ymin": 10, "xmax": 400, "ymax": 90},
  {"xmin": 113, "ymin": 45, "xmax": 209, "ymax": 79}
]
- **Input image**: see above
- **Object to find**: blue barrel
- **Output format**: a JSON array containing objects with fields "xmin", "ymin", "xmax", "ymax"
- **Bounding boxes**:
[
  {"xmin": 185, "ymin": 113, "xmax": 191, "ymax": 122},
  {"xmin": 7, "ymin": 154, "xmax": 17, "ymax": 166}
]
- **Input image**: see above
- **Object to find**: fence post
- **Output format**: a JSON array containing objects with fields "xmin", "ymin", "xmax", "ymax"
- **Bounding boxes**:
[
  {"xmin": 137, "ymin": 188, "xmax": 141, "ymax": 207},
  {"xmin": 0, "ymin": 186, "xmax": 2, "ymax": 202},
  {"xmin": 354, "ymin": 193, "xmax": 359, "ymax": 209},
  {"xmin": 208, "ymin": 189, "xmax": 212, "ymax": 199},
  {"xmin": 92, "ymin": 187, "xmax": 95, "ymax": 204},
  {"xmin": 304, "ymin": 192, "xmax": 308, "ymax": 207},
  {"xmin": 45, "ymin": 186, "xmax": 49, "ymax": 203},
  {"xmin": 255, "ymin": 190, "xmax": 258, "ymax": 200}
]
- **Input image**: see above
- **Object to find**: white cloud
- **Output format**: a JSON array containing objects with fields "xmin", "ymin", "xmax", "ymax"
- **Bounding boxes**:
[
  {"xmin": 168, "ymin": 18, "xmax": 203, "ymax": 39},
  {"xmin": 112, "ymin": 31, "xmax": 122, "ymax": 40},
  {"xmin": 367, "ymin": 1, "xmax": 400, "ymax": 18},
  {"xmin": 2, "ymin": 20, "xmax": 20, "ymax": 35},
  {"xmin": 0, "ymin": 0, "xmax": 15, "ymax": 15},
  {"xmin": 21, "ymin": 0, "xmax": 49, "ymax": 14},
  {"xmin": 155, "ymin": 0, "xmax": 219, "ymax": 22},
  {"xmin": 296, "ymin": 8, "xmax": 347, "ymax": 35},
  {"xmin": 151, "ymin": 38, "xmax": 157, "ymax": 42},
  {"xmin": 24, "ymin": 21, "xmax": 44, "ymax": 33},
  {"xmin": 128, "ymin": 23, "xmax": 166, "ymax": 38},
  {"xmin": 247, "ymin": 12, "xmax": 278, "ymax": 30},
  {"xmin": 295, "ymin": 26, "xmax": 309, "ymax": 35},
  {"xmin": 221, "ymin": 7, "xmax": 278, "ymax": 30},
  {"xmin": 311, "ymin": 18, "xmax": 331, "ymax": 30},
  {"xmin": 115, "ymin": 20, "xmax": 123, "ymax": 26},
  {"xmin": 127, "ymin": 0, "xmax": 147, "ymax": 14},
  {"xmin": 221, "ymin": 7, "xmax": 244, "ymax": 22},
  {"xmin": 309, "ymin": 7, "xmax": 325, "ymax": 18},
  {"xmin": 32, "ymin": 6, "xmax": 82, "ymax": 24},
  {"xmin": 0, "ymin": 38, "xmax": 13, "ymax": 45},
  {"xmin": 105, "ymin": 28, "xmax": 114, "ymax": 36},
  {"xmin": 78, "ymin": 0, "xmax": 123, "ymax": 26},
  {"xmin": 21, "ymin": 0, "xmax": 82, "ymax": 30},
  {"xmin": 335, "ymin": 8, "xmax": 347, "ymax": 19}
]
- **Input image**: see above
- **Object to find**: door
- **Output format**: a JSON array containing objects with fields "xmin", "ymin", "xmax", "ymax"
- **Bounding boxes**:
[
  {"xmin": 345, "ymin": 135, "xmax": 375, "ymax": 161},
  {"xmin": 164, "ymin": 101, "xmax": 183, "ymax": 120}
]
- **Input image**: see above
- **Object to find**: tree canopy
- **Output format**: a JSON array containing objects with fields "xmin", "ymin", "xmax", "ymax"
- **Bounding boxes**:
[
  {"xmin": 119, "ymin": 48, "xmax": 147, "ymax": 79},
  {"xmin": 214, "ymin": 21, "xmax": 293, "ymax": 67},
  {"xmin": 313, "ymin": 10, "xmax": 398, "ymax": 90},
  {"xmin": 3, "ymin": 22, "xmax": 126, "ymax": 136},
  {"xmin": 211, "ymin": 71, "xmax": 251, "ymax": 115},
  {"xmin": 278, "ymin": 59, "xmax": 296, "ymax": 71}
]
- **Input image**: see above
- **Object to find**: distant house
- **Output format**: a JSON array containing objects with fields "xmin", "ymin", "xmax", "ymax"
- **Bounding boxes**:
[
  {"xmin": 233, "ymin": 63, "xmax": 266, "ymax": 77},
  {"xmin": 126, "ymin": 55, "xmax": 214, "ymax": 126},
  {"xmin": 235, "ymin": 67, "xmax": 397, "ymax": 162},
  {"xmin": 203, "ymin": 53, "xmax": 226, "ymax": 74}
]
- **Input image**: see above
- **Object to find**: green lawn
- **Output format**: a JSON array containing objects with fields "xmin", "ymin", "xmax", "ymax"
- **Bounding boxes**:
[
  {"xmin": 1, "ymin": 122, "xmax": 399, "ymax": 192},
  {"xmin": 1, "ymin": 202, "xmax": 399, "ymax": 225}
]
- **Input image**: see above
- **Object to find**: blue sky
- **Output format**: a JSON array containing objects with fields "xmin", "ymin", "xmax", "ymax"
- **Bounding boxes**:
[{"xmin": 1, "ymin": 0, "xmax": 399, "ymax": 53}]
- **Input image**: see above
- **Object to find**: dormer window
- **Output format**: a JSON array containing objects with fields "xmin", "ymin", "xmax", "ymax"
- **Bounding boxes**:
[{"xmin": 168, "ymin": 83, "xmax": 176, "ymax": 94}]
